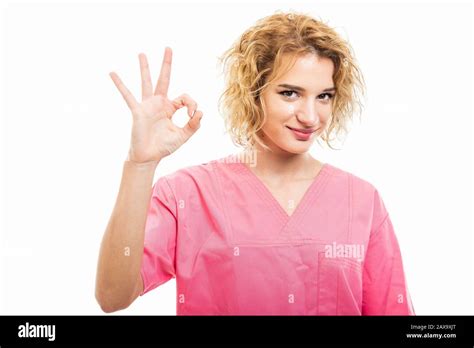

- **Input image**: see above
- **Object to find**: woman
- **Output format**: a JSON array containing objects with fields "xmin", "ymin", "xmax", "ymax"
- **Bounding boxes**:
[{"xmin": 95, "ymin": 11, "xmax": 415, "ymax": 315}]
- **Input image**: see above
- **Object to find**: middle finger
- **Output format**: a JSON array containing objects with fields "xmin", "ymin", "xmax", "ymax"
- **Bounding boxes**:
[
  {"xmin": 139, "ymin": 53, "xmax": 153, "ymax": 100},
  {"xmin": 154, "ymin": 47, "xmax": 172, "ymax": 96}
]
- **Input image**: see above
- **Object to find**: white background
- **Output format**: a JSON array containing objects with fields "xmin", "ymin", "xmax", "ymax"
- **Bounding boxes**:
[{"xmin": 0, "ymin": 0, "xmax": 473, "ymax": 315}]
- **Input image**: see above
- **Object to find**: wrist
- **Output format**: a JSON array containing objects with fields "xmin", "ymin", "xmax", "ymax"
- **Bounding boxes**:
[
  {"xmin": 124, "ymin": 155, "xmax": 160, "ymax": 171},
  {"xmin": 125, "ymin": 152, "xmax": 161, "ymax": 168}
]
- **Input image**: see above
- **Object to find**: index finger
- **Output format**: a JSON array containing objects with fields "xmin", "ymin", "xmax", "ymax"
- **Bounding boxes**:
[
  {"xmin": 154, "ymin": 47, "xmax": 172, "ymax": 96},
  {"xmin": 109, "ymin": 72, "xmax": 139, "ymax": 111}
]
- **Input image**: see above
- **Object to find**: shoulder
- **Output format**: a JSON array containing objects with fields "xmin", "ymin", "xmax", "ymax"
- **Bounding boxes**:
[
  {"xmin": 326, "ymin": 163, "xmax": 377, "ymax": 193},
  {"xmin": 157, "ymin": 155, "xmax": 237, "ymax": 193},
  {"xmin": 326, "ymin": 163, "xmax": 389, "ymax": 227},
  {"xmin": 162, "ymin": 160, "xmax": 216, "ymax": 183}
]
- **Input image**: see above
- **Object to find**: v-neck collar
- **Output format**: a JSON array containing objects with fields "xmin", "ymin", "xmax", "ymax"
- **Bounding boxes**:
[{"xmin": 233, "ymin": 157, "xmax": 332, "ymax": 230}]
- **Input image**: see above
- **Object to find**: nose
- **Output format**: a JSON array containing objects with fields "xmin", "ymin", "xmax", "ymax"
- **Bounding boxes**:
[{"xmin": 294, "ymin": 101, "xmax": 320, "ymax": 127}]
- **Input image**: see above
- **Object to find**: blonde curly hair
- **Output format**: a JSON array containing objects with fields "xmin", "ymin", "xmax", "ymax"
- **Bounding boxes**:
[{"xmin": 217, "ymin": 10, "xmax": 366, "ymax": 150}]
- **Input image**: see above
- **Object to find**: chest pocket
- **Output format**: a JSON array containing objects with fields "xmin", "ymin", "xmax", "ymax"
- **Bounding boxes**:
[{"xmin": 317, "ymin": 251, "xmax": 363, "ymax": 315}]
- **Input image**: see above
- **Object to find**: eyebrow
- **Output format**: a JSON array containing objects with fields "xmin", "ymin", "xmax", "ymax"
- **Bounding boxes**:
[{"xmin": 277, "ymin": 84, "xmax": 336, "ymax": 92}]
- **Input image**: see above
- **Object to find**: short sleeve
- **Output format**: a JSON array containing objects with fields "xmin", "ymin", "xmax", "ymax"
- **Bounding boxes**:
[
  {"xmin": 139, "ymin": 175, "xmax": 177, "ymax": 296},
  {"xmin": 362, "ymin": 190, "xmax": 415, "ymax": 315}
]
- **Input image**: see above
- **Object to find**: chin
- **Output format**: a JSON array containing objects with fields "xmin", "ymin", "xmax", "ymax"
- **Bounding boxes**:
[{"xmin": 276, "ymin": 140, "xmax": 314, "ymax": 155}]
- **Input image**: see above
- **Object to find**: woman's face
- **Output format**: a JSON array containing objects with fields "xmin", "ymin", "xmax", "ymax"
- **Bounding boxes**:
[{"xmin": 259, "ymin": 52, "xmax": 335, "ymax": 154}]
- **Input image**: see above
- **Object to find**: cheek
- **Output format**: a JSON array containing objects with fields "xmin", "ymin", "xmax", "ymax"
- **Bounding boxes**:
[
  {"xmin": 319, "ymin": 104, "xmax": 332, "ymax": 122},
  {"xmin": 264, "ymin": 101, "xmax": 291, "ymax": 125},
  {"xmin": 268, "ymin": 99, "xmax": 291, "ymax": 117},
  {"xmin": 261, "ymin": 108, "xmax": 289, "ymax": 137},
  {"xmin": 288, "ymin": 104, "xmax": 295, "ymax": 116}
]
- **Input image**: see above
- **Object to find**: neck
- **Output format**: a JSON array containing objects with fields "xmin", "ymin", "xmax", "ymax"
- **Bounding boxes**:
[{"xmin": 240, "ymin": 143, "xmax": 320, "ymax": 181}]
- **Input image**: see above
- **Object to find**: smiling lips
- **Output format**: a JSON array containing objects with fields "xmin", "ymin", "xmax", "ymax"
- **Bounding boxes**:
[
  {"xmin": 286, "ymin": 126, "xmax": 316, "ymax": 141},
  {"xmin": 286, "ymin": 126, "xmax": 316, "ymax": 134}
]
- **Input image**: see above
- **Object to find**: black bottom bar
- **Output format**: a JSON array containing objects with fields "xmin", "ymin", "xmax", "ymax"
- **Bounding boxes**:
[{"xmin": 0, "ymin": 315, "xmax": 472, "ymax": 346}]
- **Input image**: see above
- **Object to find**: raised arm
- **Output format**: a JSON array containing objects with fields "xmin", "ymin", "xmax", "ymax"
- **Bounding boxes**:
[{"xmin": 95, "ymin": 47, "xmax": 203, "ymax": 312}]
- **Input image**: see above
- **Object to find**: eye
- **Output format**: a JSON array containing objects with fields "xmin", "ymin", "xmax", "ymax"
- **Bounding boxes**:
[
  {"xmin": 318, "ymin": 93, "xmax": 334, "ymax": 101},
  {"xmin": 279, "ymin": 90, "xmax": 299, "ymax": 98},
  {"xmin": 279, "ymin": 90, "xmax": 335, "ymax": 101}
]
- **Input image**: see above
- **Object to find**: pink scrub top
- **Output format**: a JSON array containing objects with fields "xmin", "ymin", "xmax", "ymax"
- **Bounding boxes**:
[{"xmin": 139, "ymin": 154, "xmax": 415, "ymax": 315}]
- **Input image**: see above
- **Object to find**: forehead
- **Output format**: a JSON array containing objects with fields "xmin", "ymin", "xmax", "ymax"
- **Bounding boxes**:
[{"xmin": 274, "ymin": 53, "xmax": 334, "ymax": 86}]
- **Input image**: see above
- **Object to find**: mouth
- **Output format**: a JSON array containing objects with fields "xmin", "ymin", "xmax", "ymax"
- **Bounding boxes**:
[
  {"xmin": 286, "ymin": 126, "xmax": 316, "ymax": 134},
  {"xmin": 286, "ymin": 126, "xmax": 316, "ymax": 141}
]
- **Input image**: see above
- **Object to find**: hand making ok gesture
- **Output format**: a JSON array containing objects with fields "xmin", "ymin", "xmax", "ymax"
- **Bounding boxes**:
[{"xmin": 110, "ymin": 47, "xmax": 203, "ymax": 164}]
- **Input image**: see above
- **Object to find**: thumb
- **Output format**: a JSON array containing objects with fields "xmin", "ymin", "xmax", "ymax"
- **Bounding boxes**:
[{"xmin": 181, "ymin": 110, "xmax": 203, "ymax": 140}]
